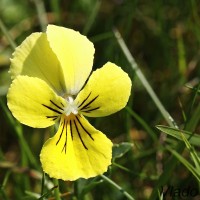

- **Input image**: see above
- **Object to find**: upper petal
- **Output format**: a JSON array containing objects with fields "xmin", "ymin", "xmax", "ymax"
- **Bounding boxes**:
[
  {"xmin": 75, "ymin": 62, "xmax": 132, "ymax": 117},
  {"xmin": 40, "ymin": 114, "xmax": 112, "ymax": 181},
  {"xmin": 10, "ymin": 32, "xmax": 66, "ymax": 95},
  {"xmin": 47, "ymin": 25, "xmax": 95, "ymax": 95},
  {"xmin": 7, "ymin": 76, "xmax": 66, "ymax": 128}
]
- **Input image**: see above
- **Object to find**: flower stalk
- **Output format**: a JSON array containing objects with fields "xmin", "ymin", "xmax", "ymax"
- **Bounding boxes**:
[
  {"xmin": 100, "ymin": 175, "xmax": 135, "ymax": 200},
  {"xmin": 53, "ymin": 179, "xmax": 61, "ymax": 200}
]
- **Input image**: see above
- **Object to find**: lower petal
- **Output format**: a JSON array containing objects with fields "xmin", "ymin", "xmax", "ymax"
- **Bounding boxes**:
[{"xmin": 40, "ymin": 114, "xmax": 112, "ymax": 181}]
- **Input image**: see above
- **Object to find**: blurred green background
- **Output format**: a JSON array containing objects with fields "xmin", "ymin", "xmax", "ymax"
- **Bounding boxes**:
[{"xmin": 0, "ymin": 0, "xmax": 200, "ymax": 199}]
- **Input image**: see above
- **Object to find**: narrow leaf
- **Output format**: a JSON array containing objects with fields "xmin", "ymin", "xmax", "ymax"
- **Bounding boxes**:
[{"xmin": 156, "ymin": 125, "xmax": 200, "ymax": 146}]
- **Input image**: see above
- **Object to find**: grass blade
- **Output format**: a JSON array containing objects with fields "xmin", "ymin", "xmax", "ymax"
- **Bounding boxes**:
[
  {"xmin": 157, "ymin": 125, "xmax": 200, "ymax": 176},
  {"xmin": 32, "ymin": 0, "xmax": 48, "ymax": 31},
  {"xmin": 167, "ymin": 147, "xmax": 200, "ymax": 182},
  {"xmin": 180, "ymin": 132, "xmax": 200, "ymax": 172},
  {"xmin": 0, "ymin": 18, "xmax": 16, "ymax": 49},
  {"xmin": 113, "ymin": 28, "xmax": 178, "ymax": 128},
  {"xmin": 0, "ymin": 98, "xmax": 39, "ymax": 170},
  {"xmin": 82, "ymin": 0, "xmax": 101, "ymax": 35}
]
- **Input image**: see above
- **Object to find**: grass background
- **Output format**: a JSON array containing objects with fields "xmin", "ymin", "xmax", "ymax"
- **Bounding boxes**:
[{"xmin": 0, "ymin": 0, "xmax": 200, "ymax": 199}]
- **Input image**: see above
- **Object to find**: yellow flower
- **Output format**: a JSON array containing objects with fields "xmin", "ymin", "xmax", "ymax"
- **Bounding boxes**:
[{"xmin": 7, "ymin": 25, "xmax": 132, "ymax": 181}]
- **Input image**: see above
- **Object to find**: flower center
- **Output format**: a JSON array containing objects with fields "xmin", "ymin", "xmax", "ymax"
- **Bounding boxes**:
[{"xmin": 64, "ymin": 95, "xmax": 78, "ymax": 116}]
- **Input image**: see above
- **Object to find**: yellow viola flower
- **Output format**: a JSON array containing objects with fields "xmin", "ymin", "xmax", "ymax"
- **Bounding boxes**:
[{"xmin": 7, "ymin": 25, "xmax": 132, "ymax": 181}]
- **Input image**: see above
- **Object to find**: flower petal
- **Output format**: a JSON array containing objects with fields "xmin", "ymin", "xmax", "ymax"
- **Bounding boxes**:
[
  {"xmin": 10, "ymin": 32, "xmax": 66, "ymax": 95},
  {"xmin": 75, "ymin": 62, "xmax": 132, "ymax": 117},
  {"xmin": 46, "ymin": 25, "xmax": 95, "ymax": 95},
  {"xmin": 40, "ymin": 114, "xmax": 112, "ymax": 181},
  {"xmin": 7, "ymin": 76, "xmax": 66, "ymax": 128}
]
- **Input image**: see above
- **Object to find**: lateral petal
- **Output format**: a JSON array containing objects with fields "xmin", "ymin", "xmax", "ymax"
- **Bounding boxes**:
[
  {"xmin": 7, "ymin": 76, "xmax": 66, "ymax": 128},
  {"xmin": 10, "ymin": 33, "xmax": 66, "ymax": 95},
  {"xmin": 47, "ymin": 25, "xmax": 95, "ymax": 95},
  {"xmin": 75, "ymin": 62, "xmax": 132, "ymax": 117},
  {"xmin": 40, "ymin": 114, "xmax": 112, "ymax": 181}
]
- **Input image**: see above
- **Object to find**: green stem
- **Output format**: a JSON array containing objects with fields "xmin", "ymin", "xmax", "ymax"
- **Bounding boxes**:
[
  {"xmin": 53, "ymin": 179, "xmax": 61, "ymax": 200},
  {"xmin": 113, "ymin": 28, "xmax": 178, "ymax": 129},
  {"xmin": 40, "ymin": 172, "xmax": 45, "ymax": 197},
  {"xmin": 100, "ymin": 174, "xmax": 135, "ymax": 200}
]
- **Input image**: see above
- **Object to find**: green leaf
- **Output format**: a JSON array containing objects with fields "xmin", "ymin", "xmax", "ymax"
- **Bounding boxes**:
[
  {"xmin": 112, "ymin": 142, "xmax": 133, "ymax": 159},
  {"xmin": 156, "ymin": 125, "xmax": 200, "ymax": 146},
  {"xmin": 75, "ymin": 177, "xmax": 103, "ymax": 200}
]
